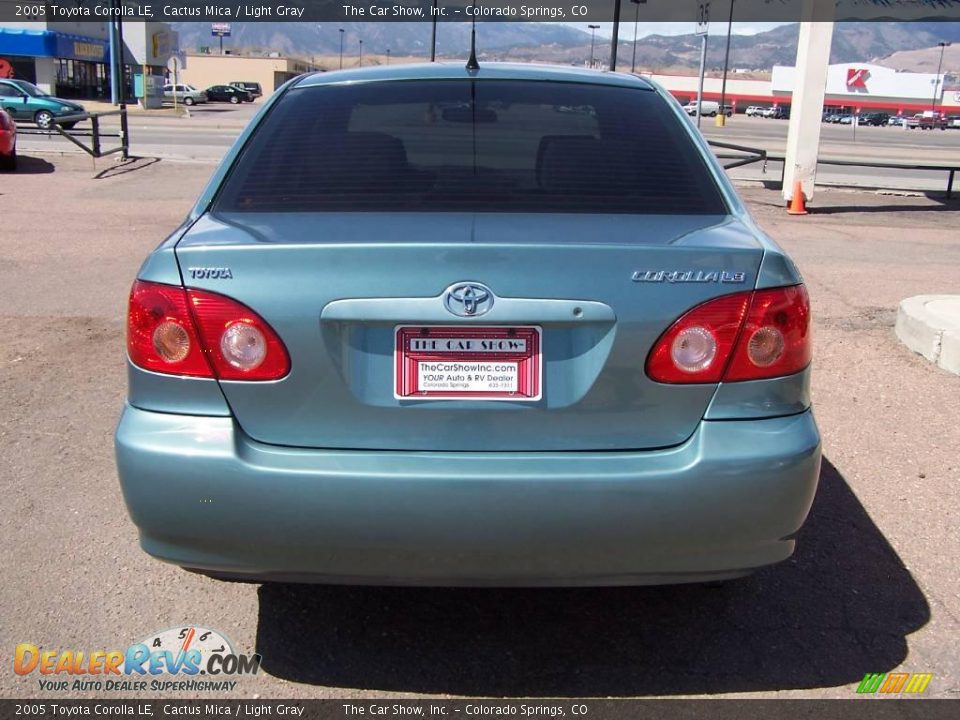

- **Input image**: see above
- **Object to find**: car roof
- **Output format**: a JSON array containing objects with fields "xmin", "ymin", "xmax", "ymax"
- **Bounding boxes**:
[{"xmin": 294, "ymin": 62, "xmax": 655, "ymax": 91}]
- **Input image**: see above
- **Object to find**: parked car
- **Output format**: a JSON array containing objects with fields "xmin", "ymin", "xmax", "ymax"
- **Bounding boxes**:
[
  {"xmin": 905, "ymin": 111, "xmax": 948, "ymax": 130},
  {"xmin": 860, "ymin": 112, "xmax": 890, "ymax": 126},
  {"xmin": 0, "ymin": 107, "xmax": 15, "ymax": 171},
  {"xmin": 948, "ymin": 115, "xmax": 960, "ymax": 129},
  {"xmin": 204, "ymin": 85, "xmax": 252, "ymax": 104},
  {"xmin": 838, "ymin": 114, "xmax": 854, "ymax": 125},
  {"xmin": 0, "ymin": 78, "xmax": 85, "ymax": 129},
  {"xmin": 888, "ymin": 115, "xmax": 905, "ymax": 126},
  {"xmin": 116, "ymin": 63, "xmax": 820, "ymax": 587},
  {"xmin": 230, "ymin": 81, "xmax": 263, "ymax": 99},
  {"xmin": 745, "ymin": 105, "xmax": 763, "ymax": 117},
  {"xmin": 768, "ymin": 106, "xmax": 790, "ymax": 120},
  {"xmin": 163, "ymin": 84, "xmax": 208, "ymax": 106},
  {"xmin": 681, "ymin": 100, "xmax": 731, "ymax": 117}
]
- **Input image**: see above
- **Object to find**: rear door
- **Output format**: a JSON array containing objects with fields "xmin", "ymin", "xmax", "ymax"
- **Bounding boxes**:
[{"xmin": 178, "ymin": 77, "xmax": 763, "ymax": 452}]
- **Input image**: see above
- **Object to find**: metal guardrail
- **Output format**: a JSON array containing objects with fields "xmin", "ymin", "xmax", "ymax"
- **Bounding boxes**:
[
  {"xmin": 765, "ymin": 153, "xmax": 958, "ymax": 199},
  {"xmin": 707, "ymin": 140, "xmax": 768, "ymax": 170},
  {"xmin": 709, "ymin": 140, "xmax": 957, "ymax": 199},
  {"xmin": 16, "ymin": 108, "xmax": 129, "ymax": 160}
]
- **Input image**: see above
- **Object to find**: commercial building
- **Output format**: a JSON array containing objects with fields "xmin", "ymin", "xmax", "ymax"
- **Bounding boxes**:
[
  {"xmin": 650, "ymin": 62, "xmax": 960, "ymax": 115},
  {"xmin": 0, "ymin": 21, "xmax": 176, "ymax": 106},
  {"xmin": 174, "ymin": 54, "xmax": 320, "ymax": 96}
]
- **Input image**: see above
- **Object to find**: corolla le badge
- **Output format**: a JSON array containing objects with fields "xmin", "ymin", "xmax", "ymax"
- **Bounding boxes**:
[
  {"xmin": 443, "ymin": 282, "xmax": 494, "ymax": 317},
  {"xmin": 632, "ymin": 270, "xmax": 746, "ymax": 284}
]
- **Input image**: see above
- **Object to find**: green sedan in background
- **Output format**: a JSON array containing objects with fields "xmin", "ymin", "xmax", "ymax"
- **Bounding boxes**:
[{"xmin": 0, "ymin": 79, "xmax": 85, "ymax": 129}]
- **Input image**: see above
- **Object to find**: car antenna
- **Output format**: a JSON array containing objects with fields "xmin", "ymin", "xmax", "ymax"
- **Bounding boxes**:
[{"xmin": 466, "ymin": 1, "xmax": 480, "ymax": 71}]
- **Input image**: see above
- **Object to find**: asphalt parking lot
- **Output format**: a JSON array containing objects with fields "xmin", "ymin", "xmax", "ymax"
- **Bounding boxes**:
[{"xmin": 1, "ymin": 154, "xmax": 958, "ymax": 699}]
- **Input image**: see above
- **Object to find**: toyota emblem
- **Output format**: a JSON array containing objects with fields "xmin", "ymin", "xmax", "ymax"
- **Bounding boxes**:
[{"xmin": 443, "ymin": 282, "xmax": 494, "ymax": 317}]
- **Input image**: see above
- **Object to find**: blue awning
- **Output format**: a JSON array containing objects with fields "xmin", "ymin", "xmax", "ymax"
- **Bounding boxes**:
[
  {"xmin": 0, "ymin": 28, "xmax": 107, "ymax": 62},
  {"xmin": 0, "ymin": 28, "xmax": 57, "ymax": 58}
]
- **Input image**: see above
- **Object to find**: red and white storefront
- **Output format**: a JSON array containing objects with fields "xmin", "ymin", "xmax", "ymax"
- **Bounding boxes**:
[{"xmin": 650, "ymin": 62, "xmax": 960, "ymax": 116}]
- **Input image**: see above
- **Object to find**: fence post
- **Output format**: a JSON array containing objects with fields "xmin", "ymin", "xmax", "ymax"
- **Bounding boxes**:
[{"xmin": 91, "ymin": 116, "xmax": 101, "ymax": 158}]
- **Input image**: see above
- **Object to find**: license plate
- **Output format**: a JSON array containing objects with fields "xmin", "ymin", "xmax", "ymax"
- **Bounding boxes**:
[{"xmin": 394, "ymin": 326, "xmax": 542, "ymax": 401}]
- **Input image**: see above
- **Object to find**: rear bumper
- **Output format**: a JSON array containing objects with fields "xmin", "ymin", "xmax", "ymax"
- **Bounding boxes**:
[{"xmin": 115, "ymin": 406, "xmax": 821, "ymax": 586}]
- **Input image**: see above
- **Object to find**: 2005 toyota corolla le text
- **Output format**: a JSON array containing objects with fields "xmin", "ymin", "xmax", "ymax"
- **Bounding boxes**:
[{"xmin": 114, "ymin": 61, "xmax": 820, "ymax": 587}]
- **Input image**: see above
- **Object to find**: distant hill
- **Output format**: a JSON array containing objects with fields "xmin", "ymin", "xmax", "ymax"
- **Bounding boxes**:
[{"xmin": 170, "ymin": 21, "xmax": 960, "ymax": 73}]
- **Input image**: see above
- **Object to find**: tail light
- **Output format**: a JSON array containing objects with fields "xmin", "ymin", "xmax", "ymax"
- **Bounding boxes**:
[
  {"xmin": 127, "ymin": 280, "xmax": 290, "ymax": 381},
  {"xmin": 646, "ymin": 284, "xmax": 810, "ymax": 384}
]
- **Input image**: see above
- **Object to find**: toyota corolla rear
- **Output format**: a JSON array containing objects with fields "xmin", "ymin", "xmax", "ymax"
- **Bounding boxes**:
[{"xmin": 115, "ymin": 64, "xmax": 820, "ymax": 586}]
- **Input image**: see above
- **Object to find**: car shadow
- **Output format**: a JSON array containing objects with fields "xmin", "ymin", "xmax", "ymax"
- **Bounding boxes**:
[
  {"xmin": 253, "ymin": 457, "xmax": 929, "ymax": 696},
  {"xmin": 9, "ymin": 155, "xmax": 55, "ymax": 174}
]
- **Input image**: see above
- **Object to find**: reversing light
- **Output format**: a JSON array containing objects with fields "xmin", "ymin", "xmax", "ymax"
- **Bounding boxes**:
[
  {"xmin": 220, "ymin": 322, "xmax": 268, "ymax": 371},
  {"xmin": 671, "ymin": 326, "xmax": 718, "ymax": 373}
]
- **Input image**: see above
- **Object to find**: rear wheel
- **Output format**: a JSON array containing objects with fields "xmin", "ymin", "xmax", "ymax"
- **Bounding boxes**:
[
  {"xmin": 35, "ymin": 110, "xmax": 54, "ymax": 129},
  {"xmin": 710, "ymin": 111, "xmax": 717, "ymax": 117},
  {"xmin": 0, "ymin": 147, "xmax": 16, "ymax": 172},
  {"xmin": 230, "ymin": 95, "xmax": 240, "ymax": 105},
  {"xmin": 184, "ymin": 96, "xmax": 195, "ymax": 106}
]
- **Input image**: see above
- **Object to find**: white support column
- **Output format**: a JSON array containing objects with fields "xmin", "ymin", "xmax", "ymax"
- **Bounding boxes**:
[
  {"xmin": 33, "ymin": 57, "xmax": 57, "ymax": 95},
  {"xmin": 782, "ymin": 0, "xmax": 835, "ymax": 205}
]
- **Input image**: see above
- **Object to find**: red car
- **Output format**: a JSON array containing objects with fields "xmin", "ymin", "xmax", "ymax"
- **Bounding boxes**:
[{"xmin": 0, "ymin": 108, "xmax": 15, "ymax": 171}]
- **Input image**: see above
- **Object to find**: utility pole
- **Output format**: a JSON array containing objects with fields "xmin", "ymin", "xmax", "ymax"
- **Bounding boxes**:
[
  {"xmin": 387, "ymin": 48, "xmax": 391, "ymax": 65},
  {"xmin": 932, "ymin": 42, "xmax": 951, "ymax": 113},
  {"xmin": 630, "ymin": 0, "xmax": 645, "ymax": 74},
  {"xmin": 694, "ymin": 2, "xmax": 709, "ymax": 129},
  {"xmin": 338, "ymin": 28, "xmax": 344, "ymax": 70},
  {"xmin": 431, "ymin": 0, "xmax": 438, "ymax": 61},
  {"xmin": 587, "ymin": 25, "xmax": 599, "ymax": 69},
  {"xmin": 717, "ymin": 0, "xmax": 734, "ymax": 127},
  {"xmin": 359, "ymin": 39, "xmax": 363, "ymax": 68},
  {"xmin": 609, "ymin": 0, "xmax": 622, "ymax": 71}
]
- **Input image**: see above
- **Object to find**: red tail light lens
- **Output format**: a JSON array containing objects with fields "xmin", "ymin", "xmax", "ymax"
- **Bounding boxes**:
[
  {"xmin": 127, "ymin": 281, "xmax": 212, "ymax": 377},
  {"xmin": 646, "ymin": 292, "xmax": 751, "ymax": 383},
  {"xmin": 724, "ymin": 285, "xmax": 811, "ymax": 381},
  {"xmin": 187, "ymin": 288, "xmax": 290, "ymax": 381},
  {"xmin": 646, "ymin": 285, "xmax": 811, "ymax": 384},
  {"xmin": 127, "ymin": 280, "xmax": 290, "ymax": 381}
]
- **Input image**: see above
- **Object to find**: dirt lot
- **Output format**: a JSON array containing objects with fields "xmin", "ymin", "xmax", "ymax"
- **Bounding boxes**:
[{"xmin": 1, "ymin": 154, "xmax": 958, "ymax": 699}]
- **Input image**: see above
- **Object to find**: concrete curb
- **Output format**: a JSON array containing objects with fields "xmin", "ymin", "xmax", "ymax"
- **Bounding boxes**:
[{"xmin": 895, "ymin": 295, "xmax": 960, "ymax": 376}]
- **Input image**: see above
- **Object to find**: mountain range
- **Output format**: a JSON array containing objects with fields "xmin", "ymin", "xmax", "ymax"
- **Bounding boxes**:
[{"xmin": 170, "ymin": 21, "xmax": 960, "ymax": 73}]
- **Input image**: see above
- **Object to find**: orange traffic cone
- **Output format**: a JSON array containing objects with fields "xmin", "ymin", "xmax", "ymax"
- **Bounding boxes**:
[{"xmin": 786, "ymin": 181, "xmax": 808, "ymax": 215}]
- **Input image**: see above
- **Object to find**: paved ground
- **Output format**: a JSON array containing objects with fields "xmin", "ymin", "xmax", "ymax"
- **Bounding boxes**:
[
  {"xmin": 13, "ymin": 105, "xmax": 960, "ymax": 192},
  {"xmin": 0, "ymin": 154, "xmax": 958, "ymax": 700}
]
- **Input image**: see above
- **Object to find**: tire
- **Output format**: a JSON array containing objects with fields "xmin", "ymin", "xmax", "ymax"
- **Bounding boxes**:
[
  {"xmin": 35, "ymin": 110, "xmax": 54, "ymax": 129},
  {"xmin": 710, "ymin": 111, "xmax": 717, "ymax": 117},
  {"xmin": 0, "ymin": 147, "xmax": 16, "ymax": 172},
  {"xmin": 184, "ymin": 97, "xmax": 195, "ymax": 106},
  {"xmin": 230, "ymin": 95, "xmax": 239, "ymax": 105}
]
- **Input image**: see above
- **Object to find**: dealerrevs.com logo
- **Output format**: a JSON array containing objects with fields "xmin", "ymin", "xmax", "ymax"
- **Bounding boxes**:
[{"xmin": 14, "ymin": 626, "xmax": 262, "ymax": 693}]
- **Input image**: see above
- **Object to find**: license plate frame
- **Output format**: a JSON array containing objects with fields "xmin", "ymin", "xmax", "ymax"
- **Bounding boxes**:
[{"xmin": 394, "ymin": 325, "xmax": 542, "ymax": 401}]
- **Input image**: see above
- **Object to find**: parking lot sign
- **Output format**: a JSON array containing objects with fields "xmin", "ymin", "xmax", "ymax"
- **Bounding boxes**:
[{"xmin": 696, "ymin": 1, "xmax": 710, "ymax": 36}]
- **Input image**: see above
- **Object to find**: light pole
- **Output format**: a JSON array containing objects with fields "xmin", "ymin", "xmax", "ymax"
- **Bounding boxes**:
[
  {"xmin": 932, "ymin": 41, "xmax": 951, "ymax": 113},
  {"xmin": 630, "ymin": 0, "xmax": 643, "ymax": 74},
  {"xmin": 588, "ymin": 25, "xmax": 599, "ymax": 69},
  {"xmin": 386, "ymin": 48, "xmax": 391, "ymax": 65},
  {"xmin": 431, "ymin": 0, "xmax": 438, "ymax": 61},
  {"xmin": 338, "ymin": 28, "xmax": 344, "ymax": 70},
  {"xmin": 359, "ymin": 39, "xmax": 363, "ymax": 68},
  {"xmin": 717, "ymin": 0, "xmax": 735, "ymax": 127}
]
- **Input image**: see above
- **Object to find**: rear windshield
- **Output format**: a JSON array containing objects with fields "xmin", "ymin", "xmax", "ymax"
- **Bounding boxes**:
[{"xmin": 215, "ymin": 80, "xmax": 727, "ymax": 214}]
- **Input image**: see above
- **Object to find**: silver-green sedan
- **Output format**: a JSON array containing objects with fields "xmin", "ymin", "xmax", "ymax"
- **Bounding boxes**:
[{"xmin": 116, "ymin": 63, "xmax": 820, "ymax": 586}]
